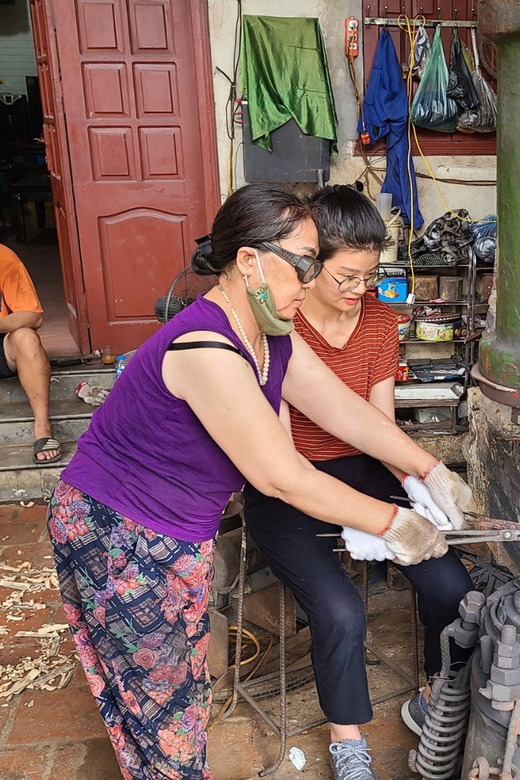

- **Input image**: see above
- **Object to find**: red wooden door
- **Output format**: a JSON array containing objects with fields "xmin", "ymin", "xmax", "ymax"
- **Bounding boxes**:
[
  {"xmin": 52, "ymin": 0, "xmax": 219, "ymax": 352},
  {"xmin": 29, "ymin": 0, "xmax": 90, "ymax": 353}
]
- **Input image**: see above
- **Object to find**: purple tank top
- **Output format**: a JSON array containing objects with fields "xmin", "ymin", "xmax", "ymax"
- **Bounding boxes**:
[{"xmin": 62, "ymin": 296, "xmax": 292, "ymax": 541}]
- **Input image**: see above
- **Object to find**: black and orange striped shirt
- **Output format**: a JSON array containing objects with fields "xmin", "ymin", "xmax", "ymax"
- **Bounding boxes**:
[{"xmin": 290, "ymin": 295, "xmax": 399, "ymax": 460}]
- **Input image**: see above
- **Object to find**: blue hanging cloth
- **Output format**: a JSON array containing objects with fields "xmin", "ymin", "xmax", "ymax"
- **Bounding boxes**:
[{"xmin": 358, "ymin": 30, "xmax": 423, "ymax": 228}]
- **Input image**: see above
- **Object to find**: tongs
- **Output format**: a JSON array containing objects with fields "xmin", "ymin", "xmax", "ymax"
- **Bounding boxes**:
[
  {"xmin": 317, "ymin": 507, "xmax": 520, "ymax": 551},
  {"xmin": 440, "ymin": 511, "xmax": 520, "ymax": 546}
]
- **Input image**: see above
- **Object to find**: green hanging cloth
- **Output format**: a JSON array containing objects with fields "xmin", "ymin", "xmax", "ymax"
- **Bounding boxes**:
[{"xmin": 239, "ymin": 15, "xmax": 338, "ymax": 152}]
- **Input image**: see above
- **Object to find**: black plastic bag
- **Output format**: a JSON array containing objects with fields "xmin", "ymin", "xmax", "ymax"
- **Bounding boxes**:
[
  {"xmin": 447, "ymin": 29, "xmax": 479, "ymax": 109},
  {"xmin": 458, "ymin": 30, "xmax": 497, "ymax": 133},
  {"xmin": 411, "ymin": 27, "xmax": 459, "ymax": 132}
]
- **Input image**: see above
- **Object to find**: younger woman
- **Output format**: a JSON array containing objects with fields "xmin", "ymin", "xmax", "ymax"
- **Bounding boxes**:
[{"xmin": 244, "ymin": 185, "xmax": 473, "ymax": 780}]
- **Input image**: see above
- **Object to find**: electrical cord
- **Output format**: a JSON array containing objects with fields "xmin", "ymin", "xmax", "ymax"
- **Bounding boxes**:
[{"xmin": 208, "ymin": 626, "xmax": 273, "ymax": 733}]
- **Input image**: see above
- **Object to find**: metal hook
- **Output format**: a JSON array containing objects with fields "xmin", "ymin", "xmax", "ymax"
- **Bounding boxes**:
[
  {"xmin": 367, "ymin": 4, "xmax": 371, "ymax": 16},
  {"xmin": 436, "ymin": 6, "xmax": 441, "ymax": 17},
  {"xmin": 384, "ymin": 5, "xmax": 388, "ymax": 16},
  {"xmin": 471, "ymin": 6, "xmax": 476, "ymax": 17},
  {"xmin": 454, "ymin": 7, "xmax": 458, "ymax": 18},
  {"xmin": 420, "ymin": 6, "xmax": 423, "ymax": 13}
]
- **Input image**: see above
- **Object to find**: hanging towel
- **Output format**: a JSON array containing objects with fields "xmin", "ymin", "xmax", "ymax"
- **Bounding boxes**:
[
  {"xmin": 239, "ymin": 15, "xmax": 338, "ymax": 152},
  {"xmin": 358, "ymin": 30, "xmax": 423, "ymax": 228}
]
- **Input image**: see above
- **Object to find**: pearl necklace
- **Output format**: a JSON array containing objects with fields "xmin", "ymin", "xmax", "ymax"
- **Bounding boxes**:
[{"xmin": 219, "ymin": 285, "xmax": 270, "ymax": 386}]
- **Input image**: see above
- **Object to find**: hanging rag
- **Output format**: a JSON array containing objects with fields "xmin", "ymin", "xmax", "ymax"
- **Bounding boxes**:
[
  {"xmin": 239, "ymin": 15, "xmax": 338, "ymax": 152},
  {"xmin": 358, "ymin": 30, "xmax": 423, "ymax": 228}
]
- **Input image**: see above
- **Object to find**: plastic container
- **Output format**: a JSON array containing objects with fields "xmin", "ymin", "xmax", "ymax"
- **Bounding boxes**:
[
  {"xmin": 396, "ymin": 313, "xmax": 411, "ymax": 341},
  {"xmin": 376, "ymin": 192, "xmax": 393, "ymax": 221},
  {"xmin": 414, "ymin": 315, "xmax": 462, "ymax": 342},
  {"xmin": 115, "ymin": 354, "xmax": 128, "ymax": 378},
  {"xmin": 379, "ymin": 209, "xmax": 402, "ymax": 264},
  {"xmin": 377, "ymin": 277, "xmax": 408, "ymax": 303}
]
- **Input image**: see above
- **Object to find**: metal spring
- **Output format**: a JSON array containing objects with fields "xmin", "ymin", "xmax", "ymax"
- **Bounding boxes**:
[{"xmin": 409, "ymin": 627, "xmax": 472, "ymax": 779}]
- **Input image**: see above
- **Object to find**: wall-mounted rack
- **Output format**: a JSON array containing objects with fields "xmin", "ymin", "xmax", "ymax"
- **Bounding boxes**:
[{"xmin": 364, "ymin": 17, "xmax": 477, "ymax": 27}]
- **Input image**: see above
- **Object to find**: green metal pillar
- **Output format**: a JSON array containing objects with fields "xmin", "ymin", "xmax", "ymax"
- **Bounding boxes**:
[{"xmin": 478, "ymin": 0, "xmax": 520, "ymax": 392}]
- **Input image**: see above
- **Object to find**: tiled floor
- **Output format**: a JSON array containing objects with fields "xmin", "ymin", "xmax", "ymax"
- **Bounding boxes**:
[
  {"xmin": 3, "ymin": 216, "xmax": 80, "ymax": 358},
  {"xmin": 0, "ymin": 503, "xmax": 422, "ymax": 780}
]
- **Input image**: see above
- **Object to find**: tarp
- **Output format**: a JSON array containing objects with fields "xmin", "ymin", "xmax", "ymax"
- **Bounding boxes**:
[
  {"xmin": 358, "ymin": 30, "xmax": 423, "ymax": 227},
  {"xmin": 239, "ymin": 15, "xmax": 338, "ymax": 152}
]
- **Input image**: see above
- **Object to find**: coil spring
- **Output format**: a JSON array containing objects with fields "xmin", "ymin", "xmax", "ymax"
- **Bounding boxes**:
[{"xmin": 409, "ymin": 627, "xmax": 472, "ymax": 779}]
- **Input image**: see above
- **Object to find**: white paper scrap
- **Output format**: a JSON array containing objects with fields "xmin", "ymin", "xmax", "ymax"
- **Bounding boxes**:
[{"xmin": 289, "ymin": 747, "xmax": 306, "ymax": 771}]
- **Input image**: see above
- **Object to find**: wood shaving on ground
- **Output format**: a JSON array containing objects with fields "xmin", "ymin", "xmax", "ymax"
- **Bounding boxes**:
[
  {"xmin": 0, "ymin": 560, "xmax": 77, "ymax": 699},
  {"xmin": 0, "ymin": 641, "xmax": 76, "ymax": 700}
]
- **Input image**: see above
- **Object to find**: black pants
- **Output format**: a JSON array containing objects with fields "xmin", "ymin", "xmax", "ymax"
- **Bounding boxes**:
[{"xmin": 244, "ymin": 454, "xmax": 474, "ymax": 725}]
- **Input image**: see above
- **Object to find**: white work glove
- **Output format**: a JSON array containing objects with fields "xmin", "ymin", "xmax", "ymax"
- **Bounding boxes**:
[
  {"xmin": 402, "ymin": 475, "xmax": 453, "ymax": 531},
  {"xmin": 75, "ymin": 381, "xmax": 110, "ymax": 407},
  {"xmin": 379, "ymin": 506, "xmax": 449, "ymax": 567},
  {"xmin": 341, "ymin": 526, "xmax": 395, "ymax": 562},
  {"xmin": 421, "ymin": 461, "xmax": 475, "ymax": 530}
]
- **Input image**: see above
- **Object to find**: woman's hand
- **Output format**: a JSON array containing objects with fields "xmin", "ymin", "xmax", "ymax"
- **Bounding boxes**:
[
  {"xmin": 341, "ymin": 526, "xmax": 395, "ymax": 561},
  {"xmin": 379, "ymin": 506, "xmax": 449, "ymax": 566},
  {"xmin": 418, "ymin": 462, "xmax": 475, "ymax": 530},
  {"xmin": 402, "ymin": 475, "xmax": 453, "ymax": 530}
]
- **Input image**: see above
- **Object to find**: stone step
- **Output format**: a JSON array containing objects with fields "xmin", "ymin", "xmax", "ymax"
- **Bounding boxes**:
[
  {"xmin": 0, "ymin": 441, "xmax": 76, "ymax": 502},
  {"xmin": 0, "ymin": 439, "xmax": 76, "ymax": 472},
  {"xmin": 0, "ymin": 363, "xmax": 115, "ymax": 403},
  {"xmin": 0, "ymin": 398, "xmax": 95, "ymax": 446},
  {"xmin": 0, "ymin": 360, "xmax": 117, "ymax": 502}
]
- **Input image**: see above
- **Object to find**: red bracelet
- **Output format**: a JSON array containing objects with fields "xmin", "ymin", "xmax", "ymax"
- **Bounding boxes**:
[
  {"xmin": 377, "ymin": 504, "xmax": 399, "ymax": 537},
  {"xmin": 419, "ymin": 460, "xmax": 442, "ymax": 482}
]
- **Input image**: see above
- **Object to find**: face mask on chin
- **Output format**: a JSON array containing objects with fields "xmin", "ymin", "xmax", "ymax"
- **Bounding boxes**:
[{"xmin": 245, "ymin": 249, "xmax": 294, "ymax": 336}]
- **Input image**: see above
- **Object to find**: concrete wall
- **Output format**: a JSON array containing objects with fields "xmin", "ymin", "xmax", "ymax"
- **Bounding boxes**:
[
  {"xmin": 465, "ymin": 388, "xmax": 520, "ymax": 574},
  {"xmin": 0, "ymin": 0, "xmax": 37, "ymax": 97},
  {"xmin": 207, "ymin": 0, "xmax": 496, "ymax": 226}
]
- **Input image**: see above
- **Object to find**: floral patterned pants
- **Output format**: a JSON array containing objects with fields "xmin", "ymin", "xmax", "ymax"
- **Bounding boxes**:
[{"xmin": 48, "ymin": 480, "xmax": 215, "ymax": 780}]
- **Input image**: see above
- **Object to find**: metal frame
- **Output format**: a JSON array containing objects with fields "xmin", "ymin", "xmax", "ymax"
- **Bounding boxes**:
[{"xmin": 221, "ymin": 515, "xmax": 420, "ymax": 776}]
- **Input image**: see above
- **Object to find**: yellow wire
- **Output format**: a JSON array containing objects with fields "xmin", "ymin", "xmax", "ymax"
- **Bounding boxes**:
[
  {"xmin": 228, "ymin": 625, "xmax": 261, "ymax": 668},
  {"xmin": 208, "ymin": 628, "xmax": 274, "ymax": 733},
  {"xmin": 398, "ymin": 13, "xmax": 422, "ymax": 295}
]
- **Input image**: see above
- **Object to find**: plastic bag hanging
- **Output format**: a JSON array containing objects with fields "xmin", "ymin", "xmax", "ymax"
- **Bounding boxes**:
[
  {"xmin": 457, "ymin": 29, "xmax": 497, "ymax": 133},
  {"xmin": 412, "ymin": 24, "xmax": 431, "ymax": 79},
  {"xmin": 447, "ymin": 29, "xmax": 479, "ymax": 109},
  {"xmin": 411, "ymin": 26, "xmax": 459, "ymax": 132}
]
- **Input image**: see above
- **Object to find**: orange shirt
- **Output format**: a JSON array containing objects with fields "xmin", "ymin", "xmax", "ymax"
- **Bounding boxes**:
[
  {"xmin": 290, "ymin": 295, "xmax": 399, "ymax": 460},
  {"xmin": 0, "ymin": 244, "xmax": 43, "ymax": 319}
]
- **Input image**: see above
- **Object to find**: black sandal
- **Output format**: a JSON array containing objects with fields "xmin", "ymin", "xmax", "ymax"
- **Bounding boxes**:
[{"xmin": 33, "ymin": 437, "xmax": 62, "ymax": 465}]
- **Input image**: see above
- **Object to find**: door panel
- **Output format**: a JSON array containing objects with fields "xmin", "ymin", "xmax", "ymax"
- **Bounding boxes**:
[
  {"xmin": 53, "ymin": 0, "xmax": 219, "ymax": 352},
  {"xmin": 29, "ymin": 0, "xmax": 90, "ymax": 352}
]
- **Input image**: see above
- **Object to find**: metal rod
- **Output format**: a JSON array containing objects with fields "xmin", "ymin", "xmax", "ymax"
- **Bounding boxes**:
[
  {"xmin": 259, "ymin": 583, "xmax": 287, "ymax": 777},
  {"xmin": 365, "ymin": 17, "xmax": 477, "ymax": 27},
  {"xmin": 365, "ymin": 640, "xmax": 417, "ymax": 686}
]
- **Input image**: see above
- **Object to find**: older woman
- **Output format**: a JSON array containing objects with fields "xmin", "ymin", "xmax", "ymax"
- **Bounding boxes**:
[
  {"xmin": 244, "ymin": 185, "xmax": 473, "ymax": 780},
  {"xmin": 48, "ymin": 183, "xmax": 470, "ymax": 780}
]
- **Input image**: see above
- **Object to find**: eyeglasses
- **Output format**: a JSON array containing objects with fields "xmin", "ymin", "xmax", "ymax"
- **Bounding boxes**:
[
  {"xmin": 322, "ymin": 264, "xmax": 387, "ymax": 293},
  {"xmin": 260, "ymin": 241, "xmax": 323, "ymax": 285}
]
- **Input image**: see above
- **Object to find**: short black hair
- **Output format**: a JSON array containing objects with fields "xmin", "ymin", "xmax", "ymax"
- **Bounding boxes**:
[{"xmin": 307, "ymin": 185, "xmax": 389, "ymax": 262}]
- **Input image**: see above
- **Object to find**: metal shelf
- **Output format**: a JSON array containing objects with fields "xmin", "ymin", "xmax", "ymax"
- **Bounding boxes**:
[
  {"xmin": 385, "ymin": 300, "xmax": 489, "ymax": 307},
  {"xmin": 402, "ymin": 338, "xmax": 465, "ymax": 344}
]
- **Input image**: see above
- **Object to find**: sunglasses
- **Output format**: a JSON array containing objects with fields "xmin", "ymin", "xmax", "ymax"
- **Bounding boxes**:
[{"xmin": 259, "ymin": 241, "xmax": 323, "ymax": 284}]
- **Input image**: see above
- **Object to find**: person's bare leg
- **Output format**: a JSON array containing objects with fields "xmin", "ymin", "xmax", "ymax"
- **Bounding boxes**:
[
  {"xmin": 4, "ymin": 328, "xmax": 59, "ymax": 461},
  {"xmin": 330, "ymin": 724, "xmax": 362, "ymax": 742}
]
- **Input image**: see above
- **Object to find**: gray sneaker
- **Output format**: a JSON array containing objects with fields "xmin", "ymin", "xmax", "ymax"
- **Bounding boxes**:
[
  {"xmin": 401, "ymin": 689, "xmax": 428, "ymax": 736},
  {"xmin": 329, "ymin": 737, "xmax": 377, "ymax": 780}
]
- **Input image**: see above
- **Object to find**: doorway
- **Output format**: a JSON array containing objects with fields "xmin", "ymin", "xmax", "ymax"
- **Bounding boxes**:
[
  {"xmin": 0, "ymin": 0, "xmax": 78, "ymax": 357},
  {"xmin": 1, "ymin": 0, "xmax": 220, "ymax": 357}
]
